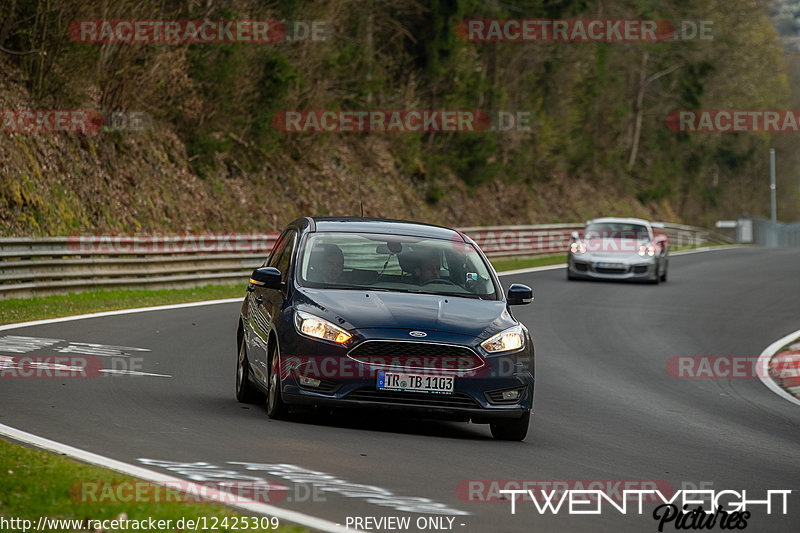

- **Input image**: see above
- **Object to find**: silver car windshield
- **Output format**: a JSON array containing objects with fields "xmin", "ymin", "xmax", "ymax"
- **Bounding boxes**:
[
  {"xmin": 296, "ymin": 232, "xmax": 498, "ymax": 299},
  {"xmin": 585, "ymin": 222, "xmax": 650, "ymax": 239}
]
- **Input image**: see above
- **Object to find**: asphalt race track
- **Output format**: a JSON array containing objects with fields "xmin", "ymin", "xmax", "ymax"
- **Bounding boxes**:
[{"xmin": 2, "ymin": 247, "xmax": 799, "ymax": 532}]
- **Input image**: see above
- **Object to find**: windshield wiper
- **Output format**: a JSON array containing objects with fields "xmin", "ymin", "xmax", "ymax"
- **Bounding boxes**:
[{"xmin": 421, "ymin": 291, "xmax": 481, "ymax": 299}]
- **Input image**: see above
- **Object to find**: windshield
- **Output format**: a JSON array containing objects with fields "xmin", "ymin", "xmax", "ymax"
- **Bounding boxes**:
[
  {"xmin": 585, "ymin": 222, "xmax": 650, "ymax": 240},
  {"xmin": 296, "ymin": 232, "xmax": 498, "ymax": 299}
]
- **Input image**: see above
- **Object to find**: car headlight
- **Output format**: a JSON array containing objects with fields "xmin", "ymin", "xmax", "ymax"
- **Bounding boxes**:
[
  {"xmin": 294, "ymin": 310, "xmax": 352, "ymax": 344},
  {"xmin": 570, "ymin": 241, "xmax": 587, "ymax": 254},
  {"xmin": 481, "ymin": 325, "xmax": 524, "ymax": 353},
  {"xmin": 638, "ymin": 243, "xmax": 655, "ymax": 257}
]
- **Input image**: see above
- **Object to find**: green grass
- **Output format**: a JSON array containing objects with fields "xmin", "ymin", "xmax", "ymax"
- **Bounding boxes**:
[
  {"xmin": 670, "ymin": 243, "xmax": 736, "ymax": 252},
  {"xmin": 0, "ymin": 438, "xmax": 307, "ymax": 533},
  {"xmin": 0, "ymin": 284, "xmax": 247, "ymax": 325},
  {"xmin": 490, "ymin": 254, "xmax": 566, "ymax": 272}
]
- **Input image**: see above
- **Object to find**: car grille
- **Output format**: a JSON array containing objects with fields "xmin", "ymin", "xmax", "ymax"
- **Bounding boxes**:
[
  {"xmin": 345, "ymin": 388, "xmax": 481, "ymax": 409},
  {"xmin": 347, "ymin": 341, "xmax": 484, "ymax": 371},
  {"xmin": 633, "ymin": 265, "xmax": 648, "ymax": 274},
  {"xmin": 595, "ymin": 266, "xmax": 628, "ymax": 274}
]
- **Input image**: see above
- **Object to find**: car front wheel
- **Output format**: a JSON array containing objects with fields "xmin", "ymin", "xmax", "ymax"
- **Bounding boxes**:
[
  {"xmin": 267, "ymin": 342, "xmax": 288, "ymax": 419},
  {"xmin": 490, "ymin": 412, "xmax": 530, "ymax": 441},
  {"xmin": 236, "ymin": 336, "xmax": 261, "ymax": 403}
]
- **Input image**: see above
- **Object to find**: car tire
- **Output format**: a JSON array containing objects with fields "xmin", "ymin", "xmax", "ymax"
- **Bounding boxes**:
[
  {"xmin": 236, "ymin": 336, "xmax": 261, "ymax": 404},
  {"xmin": 660, "ymin": 265, "xmax": 668, "ymax": 282},
  {"xmin": 649, "ymin": 267, "xmax": 660, "ymax": 285},
  {"xmin": 267, "ymin": 341, "xmax": 288, "ymax": 419},
  {"xmin": 490, "ymin": 412, "xmax": 530, "ymax": 441}
]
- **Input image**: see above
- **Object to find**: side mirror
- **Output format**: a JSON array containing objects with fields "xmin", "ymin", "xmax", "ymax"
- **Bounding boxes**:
[
  {"xmin": 249, "ymin": 267, "xmax": 282, "ymax": 290},
  {"xmin": 571, "ymin": 231, "xmax": 579, "ymax": 240},
  {"xmin": 507, "ymin": 283, "xmax": 533, "ymax": 305}
]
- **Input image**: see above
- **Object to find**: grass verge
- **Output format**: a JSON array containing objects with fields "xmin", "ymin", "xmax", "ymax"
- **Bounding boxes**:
[
  {"xmin": 0, "ymin": 438, "xmax": 307, "ymax": 532},
  {"xmin": 490, "ymin": 254, "xmax": 566, "ymax": 272},
  {"xmin": 0, "ymin": 284, "xmax": 246, "ymax": 325}
]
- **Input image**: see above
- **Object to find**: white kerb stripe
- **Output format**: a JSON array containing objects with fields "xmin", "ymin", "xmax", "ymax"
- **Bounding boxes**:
[{"xmin": 757, "ymin": 329, "xmax": 800, "ymax": 408}]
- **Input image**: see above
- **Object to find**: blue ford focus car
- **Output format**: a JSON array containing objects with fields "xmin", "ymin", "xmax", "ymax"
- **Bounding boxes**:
[{"xmin": 236, "ymin": 217, "xmax": 535, "ymax": 440}]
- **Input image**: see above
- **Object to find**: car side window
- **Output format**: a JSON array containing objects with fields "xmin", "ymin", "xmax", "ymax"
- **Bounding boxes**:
[
  {"xmin": 274, "ymin": 230, "xmax": 298, "ymax": 283},
  {"xmin": 266, "ymin": 232, "xmax": 289, "ymax": 268}
]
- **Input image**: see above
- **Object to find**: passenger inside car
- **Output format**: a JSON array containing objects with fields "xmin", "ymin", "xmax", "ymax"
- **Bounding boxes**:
[{"xmin": 308, "ymin": 243, "xmax": 344, "ymax": 284}]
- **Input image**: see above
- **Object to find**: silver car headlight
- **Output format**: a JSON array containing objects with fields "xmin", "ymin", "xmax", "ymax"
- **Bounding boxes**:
[
  {"xmin": 481, "ymin": 325, "xmax": 524, "ymax": 353},
  {"xmin": 638, "ymin": 243, "xmax": 656, "ymax": 257},
  {"xmin": 570, "ymin": 241, "xmax": 587, "ymax": 254},
  {"xmin": 294, "ymin": 310, "xmax": 352, "ymax": 344}
]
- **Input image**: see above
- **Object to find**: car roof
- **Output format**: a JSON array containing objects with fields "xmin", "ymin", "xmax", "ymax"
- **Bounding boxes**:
[
  {"xmin": 295, "ymin": 217, "xmax": 467, "ymax": 242},
  {"xmin": 587, "ymin": 217, "xmax": 651, "ymax": 227}
]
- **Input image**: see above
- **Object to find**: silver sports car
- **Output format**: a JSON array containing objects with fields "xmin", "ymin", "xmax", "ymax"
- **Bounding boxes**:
[{"xmin": 566, "ymin": 217, "xmax": 669, "ymax": 283}]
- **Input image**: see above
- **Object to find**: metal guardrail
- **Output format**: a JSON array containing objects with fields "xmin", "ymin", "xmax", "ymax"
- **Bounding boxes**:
[
  {"xmin": 0, "ymin": 234, "xmax": 278, "ymax": 300},
  {"xmin": 751, "ymin": 218, "xmax": 800, "ymax": 247},
  {"xmin": 0, "ymin": 223, "xmax": 731, "ymax": 300}
]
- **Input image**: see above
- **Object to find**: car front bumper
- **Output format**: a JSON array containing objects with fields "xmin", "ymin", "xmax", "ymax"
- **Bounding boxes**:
[{"xmin": 568, "ymin": 254, "xmax": 659, "ymax": 281}]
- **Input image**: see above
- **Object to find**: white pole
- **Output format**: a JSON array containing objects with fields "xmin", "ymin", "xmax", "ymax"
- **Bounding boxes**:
[{"xmin": 770, "ymin": 148, "xmax": 777, "ymax": 223}]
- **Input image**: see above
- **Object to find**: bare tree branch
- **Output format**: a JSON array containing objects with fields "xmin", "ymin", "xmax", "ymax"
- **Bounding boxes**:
[{"xmin": 0, "ymin": 45, "xmax": 39, "ymax": 56}]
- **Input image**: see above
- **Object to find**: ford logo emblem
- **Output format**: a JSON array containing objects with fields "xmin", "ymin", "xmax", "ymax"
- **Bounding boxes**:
[{"xmin": 409, "ymin": 331, "xmax": 427, "ymax": 338}]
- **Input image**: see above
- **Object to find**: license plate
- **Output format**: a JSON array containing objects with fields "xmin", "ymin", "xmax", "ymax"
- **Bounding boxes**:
[
  {"xmin": 377, "ymin": 371, "xmax": 454, "ymax": 394},
  {"xmin": 596, "ymin": 262, "xmax": 624, "ymax": 269}
]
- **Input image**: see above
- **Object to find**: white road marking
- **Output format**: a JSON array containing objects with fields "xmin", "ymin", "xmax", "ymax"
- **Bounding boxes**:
[
  {"xmin": 496, "ymin": 263, "xmax": 565, "ymax": 276},
  {"xmin": 0, "ymin": 298, "xmax": 242, "ymax": 332},
  {"xmin": 138, "ymin": 459, "xmax": 468, "ymax": 516},
  {"xmin": 0, "ymin": 423, "xmax": 360, "ymax": 533},
  {"xmin": 0, "ymin": 335, "xmax": 63, "ymax": 353},
  {"xmin": 757, "ymin": 329, "xmax": 800, "ymax": 408},
  {"xmin": 57, "ymin": 342, "xmax": 150, "ymax": 357},
  {"xmin": 98, "ymin": 369, "xmax": 172, "ymax": 377},
  {"xmin": 670, "ymin": 245, "xmax": 743, "ymax": 256}
]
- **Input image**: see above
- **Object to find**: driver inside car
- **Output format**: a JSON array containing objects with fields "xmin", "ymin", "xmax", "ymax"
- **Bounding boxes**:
[
  {"xmin": 308, "ymin": 243, "xmax": 344, "ymax": 284},
  {"xmin": 415, "ymin": 252, "xmax": 441, "ymax": 283}
]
